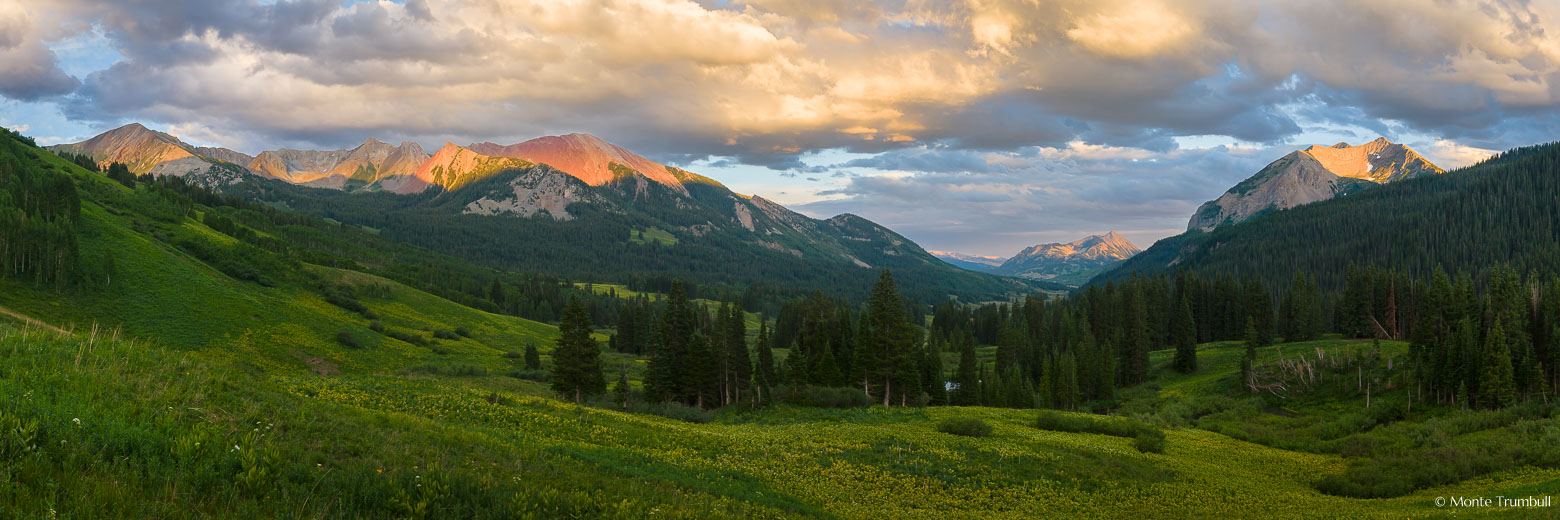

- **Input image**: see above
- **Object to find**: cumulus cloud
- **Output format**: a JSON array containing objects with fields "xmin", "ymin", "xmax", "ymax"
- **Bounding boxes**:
[
  {"xmin": 19, "ymin": 0, "xmax": 1556, "ymax": 158},
  {"xmin": 797, "ymin": 143, "xmax": 1276, "ymax": 256},
  {"xmin": 0, "ymin": 1, "xmax": 80, "ymax": 100},
  {"xmin": 10, "ymin": 0, "xmax": 1560, "ymax": 251}
]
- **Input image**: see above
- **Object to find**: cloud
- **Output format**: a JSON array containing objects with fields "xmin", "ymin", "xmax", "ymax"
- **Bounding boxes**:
[
  {"xmin": 0, "ymin": 1, "xmax": 80, "ymax": 100},
  {"xmin": 798, "ymin": 143, "xmax": 1276, "ymax": 256},
  {"xmin": 20, "ymin": 0, "xmax": 1556, "ymax": 159},
  {"xmin": 9, "ymin": 0, "xmax": 1560, "ymax": 252},
  {"xmin": 1420, "ymin": 139, "xmax": 1498, "ymax": 169}
]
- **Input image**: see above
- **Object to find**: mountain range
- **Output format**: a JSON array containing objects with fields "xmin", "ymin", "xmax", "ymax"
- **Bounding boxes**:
[
  {"xmin": 1187, "ymin": 138, "xmax": 1442, "ymax": 231},
  {"xmin": 52, "ymin": 123, "xmax": 1051, "ymax": 302},
  {"xmin": 928, "ymin": 251, "xmax": 1007, "ymax": 272},
  {"xmin": 988, "ymin": 232, "xmax": 1140, "ymax": 286}
]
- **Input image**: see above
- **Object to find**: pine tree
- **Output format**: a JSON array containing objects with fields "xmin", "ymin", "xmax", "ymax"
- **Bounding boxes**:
[
  {"xmin": 783, "ymin": 332, "xmax": 811, "ymax": 386},
  {"xmin": 813, "ymin": 341, "xmax": 845, "ymax": 387},
  {"xmin": 851, "ymin": 310, "xmax": 874, "ymax": 394},
  {"xmin": 1172, "ymin": 295, "xmax": 1198, "ymax": 373},
  {"xmin": 612, "ymin": 366, "xmax": 631, "ymax": 409},
  {"xmin": 756, "ymin": 320, "xmax": 776, "ymax": 389},
  {"xmin": 952, "ymin": 335, "xmax": 979, "ymax": 406},
  {"xmin": 1052, "ymin": 351, "xmax": 1078, "ymax": 411},
  {"xmin": 1481, "ymin": 319, "xmax": 1515, "ymax": 408},
  {"xmin": 866, "ymin": 270, "xmax": 914, "ymax": 406},
  {"xmin": 724, "ymin": 302, "xmax": 752, "ymax": 405},
  {"xmin": 524, "ymin": 342, "xmax": 541, "ymax": 370},
  {"xmin": 488, "ymin": 279, "xmax": 506, "ymax": 310},
  {"xmin": 683, "ymin": 333, "xmax": 718, "ymax": 408},
  {"xmin": 923, "ymin": 343, "xmax": 948, "ymax": 406},
  {"xmin": 1240, "ymin": 318, "xmax": 1259, "ymax": 393},
  {"xmin": 1096, "ymin": 337, "xmax": 1116, "ymax": 401},
  {"xmin": 550, "ymin": 298, "xmax": 606, "ymax": 404},
  {"xmin": 646, "ymin": 280, "xmax": 693, "ymax": 403}
]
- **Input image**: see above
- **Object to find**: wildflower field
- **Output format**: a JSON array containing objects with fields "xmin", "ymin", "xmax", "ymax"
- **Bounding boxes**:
[{"xmin": 3, "ymin": 323, "xmax": 1555, "ymax": 518}]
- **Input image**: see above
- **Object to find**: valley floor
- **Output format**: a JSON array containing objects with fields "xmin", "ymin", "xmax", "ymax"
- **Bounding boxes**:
[{"xmin": 1, "ymin": 320, "xmax": 1555, "ymax": 519}]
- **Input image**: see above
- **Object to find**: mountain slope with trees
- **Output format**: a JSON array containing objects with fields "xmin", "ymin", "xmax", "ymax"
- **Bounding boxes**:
[{"xmin": 1099, "ymin": 141, "xmax": 1560, "ymax": 292}]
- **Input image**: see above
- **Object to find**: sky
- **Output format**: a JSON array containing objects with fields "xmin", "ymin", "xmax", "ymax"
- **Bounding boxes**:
[{"xmin": 2, "ymin": 0, "xmax": 1556, "ymax": 257}]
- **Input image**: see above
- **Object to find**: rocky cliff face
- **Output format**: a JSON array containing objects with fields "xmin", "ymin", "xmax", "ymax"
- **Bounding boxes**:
[{"xmin": 1188, "ymin": 138, "xmax": 1442, "ymax": 231}]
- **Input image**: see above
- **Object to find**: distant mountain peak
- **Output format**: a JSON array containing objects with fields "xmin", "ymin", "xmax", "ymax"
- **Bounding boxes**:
[
  {"xmin": 991, "ymin": 232, "xmax": 1140, "ymax": 286},
  {"xmin": 1189, "ymin": 138, "xmax": 1443, "ymax": 231},
  {"xmin": 929, "ymin": 250, "xmax": 1007, "ymax": 271},
  {"xmin": 1012, "ymin": 232, "xmax": 1140, "ymax": 262},
  {"xmin": 470, "ymin": 134, "xmax": 683, "ymax": 188},
  {"xmin": 408, "ymin": 143, "xmax": 529, "ymax": 192}
]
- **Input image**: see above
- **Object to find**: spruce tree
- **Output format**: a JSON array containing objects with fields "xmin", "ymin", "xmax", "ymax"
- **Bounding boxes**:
[
  {"xmin": 866, "ymin": 270, "xmax": 914, "ymax": 405},
  {"xmin": 923, "ymin": 343, "xmax": 948, "ymax": 406},
  {"xmin": 725, "ymin": 303, "xmax": 752, "ymax": 405},
  {"xmin": 612, "ymin": 366, "xmax": 631, "ymax": 409},
  {"xmin": 646, "ymin": 280, "xmax": 693, "ymax": 403},
  {"xmin": 683, "ymin": 333, "xmax": 718, "ymax": 408},
  {"xmin": 851, "ymin": 310, "xmax": 874, "ymax": 394},
  {"xmin": 524, "ymin": 342, "xmax": 541, "ymax": 370},
  {"xmin": 1240, "ymin": 318, "xmax": 1259, "ymax": 393},
  {"xmin": 813, "ymin": 341, "xmax": 845, "ymax": 387},
  {"xmin": 952, "ymin": 335, "xmax": 979, "ymax": 406},
  {"xmin": 1053, "ymin": 352, "xmax": 1078, "ymax": 411},
  {"xmin": 1123, "ymin": 285, "xmax": 1150, "ymax": 386},
  {"xmin": 756, "ymin": 321, "xmax": 776, "ymax": 389},
  {"xmin": 551, "ymin": 298, "xmax": 606, "ymax": 403},
  {"xmin": 1481, "ymin": 319, "xmax": 1515, "ymax": 408},
  {"xmin": 1172, "ymin": 295, "xmax": 1198, "ymax": 373}
]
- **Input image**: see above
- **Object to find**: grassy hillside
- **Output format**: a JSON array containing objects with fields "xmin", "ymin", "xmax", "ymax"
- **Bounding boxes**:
[
  {"xmin": 4, "ymin": 324, "xmax": 1555, "ymax": 518},
  {"xmin": 5, "ymin": 129, "xmax": 1556, "ymax": 518}
]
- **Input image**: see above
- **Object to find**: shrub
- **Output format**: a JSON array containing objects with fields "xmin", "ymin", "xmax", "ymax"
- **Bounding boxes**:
[
  {"xmin": 1133, "ymin": 432, "xmax": 1165, "ymax": 453},
  {"xmin": 1035, "ymin": 410, "xmax": 1166, "ymax": 454},
  {"xmin": 508, "ymin": 369, "xmax": 552, "ymax": 382},
  {"xmin": 336, "ymin": 329, "xmax": 361, "ymax": 349},
  {"xmin": 776, "ymin": 385, "xmax": 874, "ymax": 408},
  {"xmin": 433, "ymin": 329, "xmax": 460, "ymax": 340},
  {"xmin": 407, "ymin": 363, "xmax": 487, "ymax": 377},
  {"xmin": 502, "ymin": 351, "xmax": 523, "ymax": 359},
  {"xmin": 386, "ymin": 329, "xmax": 429, "ymax": 347},
  {"xmin": 455, "ymin": 326, "xmax": 472, "ymax": 338},
  {"xmin": 368, "ymin": 321, "xmax": 385, "ymax": 332},
  {"xmin": 937, "ymin": 417, "xmax": 993, "ymax": 438}
]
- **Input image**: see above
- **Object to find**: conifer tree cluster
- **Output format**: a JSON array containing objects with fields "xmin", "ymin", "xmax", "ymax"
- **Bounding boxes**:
[{"xmin": 0, "ymin": 129, "xmax": 81, "ymax": 285}]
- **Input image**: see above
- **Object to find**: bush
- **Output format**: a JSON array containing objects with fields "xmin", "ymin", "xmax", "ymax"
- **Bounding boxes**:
[
  {"xmin": 775, "ymin": 385, "xmax": 874, "ymax": 408},
  {"xmin": 625, "ymin": 400, "xmax": 713, "ymax": 423},
  {"xmin": 368, "ymin": 321, "xmax": 385, "ymax": 332},
  {"xmin": 433, "ymin": 329, "xmax": 460, "ymax": 340},
  {"xmin": 1036, "ymin": 410, "xmax": 1166, "ymax": 454},
  {"xmin": 937, "ymin": 417, "xmax": 993, "ymax": 438},
  {"xmin": 1133, "ymin": 432, "xmax": 1165, "ymax": 453},
  {"xmin": 455, "ymin": 326, "xmax": 472, "ymax": 338},
  {"xmin": 502, "ymin": 351, "xmax": 523, "ymax": 359},
  {"xmin": 507, "ymin": 369, "xmax": 552, "ymax": 382},
  {"xmin": 386, "ymin": 329, "xmax": 429, "ymax": 347},
  {"xmin": 407, "ymin": 363, "xmax": 487, "ymax": 377},
  {"xmin": 336, "ymin": 329, "xmax": 362, "ymax": 349}
]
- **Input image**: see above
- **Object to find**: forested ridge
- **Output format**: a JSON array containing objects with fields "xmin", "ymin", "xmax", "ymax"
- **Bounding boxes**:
[
  {"xmin": 225, "ymin": 165, "xmax": 1050, "ymax": 306},
  {"xmin": 1099, "ymin": 141, "xmax": 1560, "ymax": 291}
]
